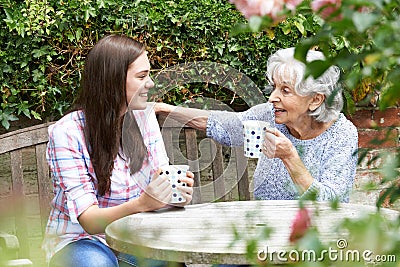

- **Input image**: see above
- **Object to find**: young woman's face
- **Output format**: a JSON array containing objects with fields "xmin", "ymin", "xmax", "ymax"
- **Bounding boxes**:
[{"xmin": 125, "ymin": 52, "xmax": 154, "ymax": 110}]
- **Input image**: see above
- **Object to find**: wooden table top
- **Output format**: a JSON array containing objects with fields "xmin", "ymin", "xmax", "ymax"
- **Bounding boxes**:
[{"xmin": 105, "ymin": 200, "xmax": 399, "ymax": 265}]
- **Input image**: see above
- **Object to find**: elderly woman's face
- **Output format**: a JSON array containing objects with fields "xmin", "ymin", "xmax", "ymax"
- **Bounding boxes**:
[{"xmin": 268, "ymin": 77, "xmax": 316, "ymax": 127}]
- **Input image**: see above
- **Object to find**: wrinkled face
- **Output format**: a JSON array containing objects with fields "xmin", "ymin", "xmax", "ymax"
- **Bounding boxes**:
[
  {"xmin": 125, "ymin": 52, "xmax": 154, "ymax": 110},
  {"xmin": 268, "ymin": 75, "xmax": 315, "ymax": 127}
]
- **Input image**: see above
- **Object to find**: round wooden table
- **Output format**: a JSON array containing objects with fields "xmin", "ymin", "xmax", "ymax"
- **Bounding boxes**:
[{"xmin": 105, "ymin": 200, "xmax": 399, "ymax": 265}]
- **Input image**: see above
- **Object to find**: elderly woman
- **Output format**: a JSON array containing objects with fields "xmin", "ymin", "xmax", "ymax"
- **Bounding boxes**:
[{"xmin": 155, "ymin": 47, "xmax": 358, "ymax": 202}]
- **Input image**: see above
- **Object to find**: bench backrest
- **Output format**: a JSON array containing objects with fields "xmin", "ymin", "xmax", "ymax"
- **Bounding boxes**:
[
  {"xmin": 0, "ymin": 122, "xmax": 53, "ymax": 262},
  {"xmin": 0, "ymin": 118, "xmax": 251, "ymax": 264}
]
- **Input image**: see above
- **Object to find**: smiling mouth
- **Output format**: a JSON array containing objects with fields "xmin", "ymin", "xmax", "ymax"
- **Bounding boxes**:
[
  {"xmin": 274, "ymin": 108, "xmax": 286, "ymax": 113},
  {"xmin": 139, "ymin": 92, "xmax": 148, "ymax": 97}
]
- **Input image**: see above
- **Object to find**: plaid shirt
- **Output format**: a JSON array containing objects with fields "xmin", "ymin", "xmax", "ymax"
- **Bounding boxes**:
[{"xmin": 42, "ymin": 105, "xmax": 169, "ymax": 262}]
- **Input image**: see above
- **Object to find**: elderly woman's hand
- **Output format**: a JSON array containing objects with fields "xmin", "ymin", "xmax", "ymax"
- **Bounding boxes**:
[{"xmin": 262, "ymin": 127, "xmax": 297, "ymax": 159}]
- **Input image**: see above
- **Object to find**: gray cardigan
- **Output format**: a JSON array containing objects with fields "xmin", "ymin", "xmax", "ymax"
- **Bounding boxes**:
[{"xmin": 206, "ymin": 103, "xmax": 358, "ymax": 202}]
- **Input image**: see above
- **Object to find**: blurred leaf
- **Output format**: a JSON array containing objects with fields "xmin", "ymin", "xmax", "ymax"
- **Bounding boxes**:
[
  {"xmin": 294, "ymin": 42, "xmax": 313, "ymax": 63},
  {"xmin": 296, "ymin": 228, "xmax": 324, "ymax": 253},
  {"xmin": 343, "ymin": 90, "xmax": 356, "ymax": 115},
  {"xmin": 305, "ymin": 60, "xmax": 332, "ymax": 79},
  {"xmin": 248, "ymin": 16, "xmax": 263, "ymax": 32},
  {"xmin": 352, "ymin": 12, "xmax": 378, "ymax": 33},
  {"xmin": 330, "ymin": 198, "xmax": 340, "ymax": 210},
  {"xmin": 379, "ymin": 84, "xmax": 400, "ymax": 109}
]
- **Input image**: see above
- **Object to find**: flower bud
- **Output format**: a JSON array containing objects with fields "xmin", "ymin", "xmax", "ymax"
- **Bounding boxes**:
[{"xmin": 289, "ymin": 207, "xmax": 311, "ymax": 243}]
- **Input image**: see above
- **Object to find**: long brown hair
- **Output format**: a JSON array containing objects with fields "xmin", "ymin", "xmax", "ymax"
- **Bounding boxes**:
[{"xmin": 75, "ymin": 34, "xmax": 147, "ymax": 196}]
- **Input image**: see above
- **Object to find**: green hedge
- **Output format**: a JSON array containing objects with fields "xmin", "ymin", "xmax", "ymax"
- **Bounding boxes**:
[{"xmin": 0, "ymin": 0, "xmax": 319, "ymax": 129}]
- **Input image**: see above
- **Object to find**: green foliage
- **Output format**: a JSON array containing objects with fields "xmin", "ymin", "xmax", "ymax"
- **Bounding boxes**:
[
  {"xmin": 236, "ymin": 0, "xmax": 400, "ymax": 114},
  {"xmin": 294, "ymin": 0, "xmax": 400, "ymax": 112},
  {"xmin": 0, "ymin": 0, "xmax": 320, "ymax": 129}
]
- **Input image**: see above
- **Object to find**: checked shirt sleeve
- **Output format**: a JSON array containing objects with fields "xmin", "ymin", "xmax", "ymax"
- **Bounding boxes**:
[{"xmin": 46, "ymin": 119, "xmax": 98, "ymax": 224}]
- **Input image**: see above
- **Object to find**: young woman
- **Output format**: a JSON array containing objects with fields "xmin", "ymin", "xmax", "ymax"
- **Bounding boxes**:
[{"xmin": 43, "ymin": 34, "xmax": 194, "ymax": 267}]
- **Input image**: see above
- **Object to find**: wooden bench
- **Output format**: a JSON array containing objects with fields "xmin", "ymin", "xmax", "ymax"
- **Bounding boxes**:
[
  {"xmin": 0, "ymin": 117, "xmax": 251, "ymax": 266},
  {"xmin": 0, "ymin": 122, "xmax": 52, "ymax": 266}
]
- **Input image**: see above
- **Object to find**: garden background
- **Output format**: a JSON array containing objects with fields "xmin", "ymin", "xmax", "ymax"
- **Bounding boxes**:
[{"xmin": 0, "ymin": 0, "xmax": 319, "ymax": 131}]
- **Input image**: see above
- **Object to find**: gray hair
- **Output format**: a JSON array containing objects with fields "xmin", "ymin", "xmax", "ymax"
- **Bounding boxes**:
[{"xmin": 266, "ymin": 47, "xmax": 343, "ymax": 122}]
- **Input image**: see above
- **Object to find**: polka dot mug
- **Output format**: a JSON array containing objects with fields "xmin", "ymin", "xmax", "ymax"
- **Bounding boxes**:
[
  {"xmin": 160, "ymin": 165, "xmax": 190, "ymax": 203},
  {"xmin": 243, "ymin": 120, "xmax": 271, "ymax": 158}
]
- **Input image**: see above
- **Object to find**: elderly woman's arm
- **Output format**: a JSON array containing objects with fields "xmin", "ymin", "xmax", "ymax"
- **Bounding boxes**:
[
  {"xmin": 154, "ymin": 102, "xmax": 274, "ymax": 147},
  {"xmin": 263, "ymin": 123, "xmax": 358, "ymax": 202},
  {"xmin": 153, "ymin": 102, "xmax": 210, "ymax": 131},
  {"xmin": 263, "ymin": 127, "xmax": 314, "ymax": 193}
]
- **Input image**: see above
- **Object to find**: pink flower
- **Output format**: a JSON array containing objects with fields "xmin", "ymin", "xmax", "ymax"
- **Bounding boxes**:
[
  {"xmin": 311, "ymin": 0, "xmax": 342, "ymax": 21},
  {"xmin": 229, "ymin": 0, "xmax": 302, "ymax": 21},
  {"xmin": 285, "ymin": 0, "xmax": 304, "ymax": 11},
  {"xmin": 289, "ymin": 207, "xmax": 311, "ymax": 243}
]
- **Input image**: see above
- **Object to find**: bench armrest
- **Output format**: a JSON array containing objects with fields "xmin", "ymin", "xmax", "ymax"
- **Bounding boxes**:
[
  {"xmin": 0, "ymin": 233, "xmax": 33, "ymax": 266},
  {"xmin": 0, "ymin": 233, "xmax": 20, "ymax": 253}
]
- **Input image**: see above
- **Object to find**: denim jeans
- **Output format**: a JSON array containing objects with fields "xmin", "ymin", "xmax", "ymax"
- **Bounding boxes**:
[{"xmin": 49, "ymin": 238, "xmax": 168, "ymax": 267}]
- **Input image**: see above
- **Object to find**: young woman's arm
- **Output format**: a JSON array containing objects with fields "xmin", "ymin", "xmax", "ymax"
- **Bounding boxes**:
[{"xmin": 78, "ymin": 171, "xmax": 172, "ymax": 234}]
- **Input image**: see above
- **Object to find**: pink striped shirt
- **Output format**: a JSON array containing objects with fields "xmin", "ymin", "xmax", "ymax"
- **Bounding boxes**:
[{"xmin": 42, "ymin": 105, "xmax": 169, "ymax": 261}]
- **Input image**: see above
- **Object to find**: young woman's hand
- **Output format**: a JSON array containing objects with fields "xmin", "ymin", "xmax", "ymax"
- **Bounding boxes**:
[
  {"xmin": 172, "ymin": 171, "xmax": 194, "ymax": 207},
  {"xmin": 137, "ymin": 170, "xmax": 172, "ymax": 212}
]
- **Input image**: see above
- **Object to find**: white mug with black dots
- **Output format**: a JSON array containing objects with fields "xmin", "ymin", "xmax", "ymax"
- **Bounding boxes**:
[
  {"xmin": 243, "ymin": 120, "xmax": 272, "ymax": 158},
  {"xmin": 160, "ymin": 165, "xmax": 189, "ymax": 203}
]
